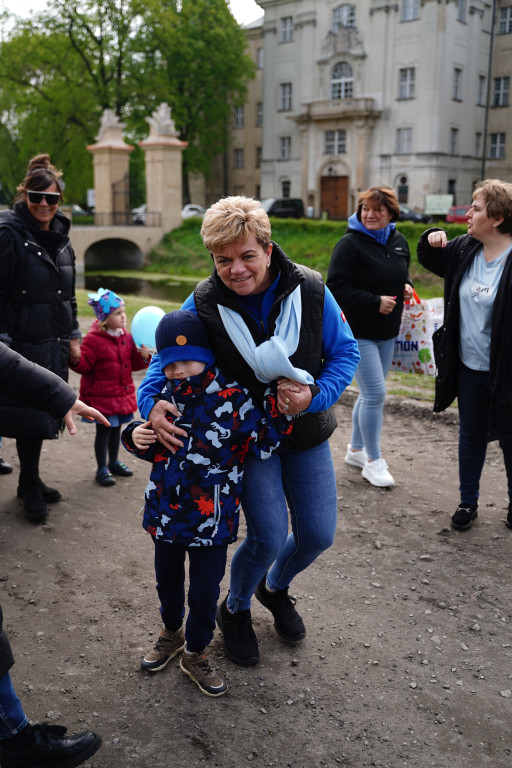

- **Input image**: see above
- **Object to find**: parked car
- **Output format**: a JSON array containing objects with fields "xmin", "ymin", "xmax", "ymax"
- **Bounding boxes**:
[
  {"xmin": 260, "ymin": 198, "xmax": 305, "ymax": 219},
  {"xmin": 181, "ymin": 204, "xmax": 206, "ymax": 218},
  {"xmin": 132, "ymin": 204, "xmax": 147, "ymax": 225},
  {"xmin": 398, "ymin": 204, "xmax": 431, "ymax": 223},
  {"xmin": 70, "ymin": 204, "xmax": 89, "ymax": 217},
  {"xmin": 446, "ymin": 205, "xmax": 470, "ymax": 223}
]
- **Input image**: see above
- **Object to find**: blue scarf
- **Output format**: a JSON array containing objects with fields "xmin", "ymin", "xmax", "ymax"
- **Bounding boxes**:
[
  {"xmin": 218, "ymin": 286, "xmax": 314, "ymax": 385},
  {"xmin": 348, "ymin": 212, "xmax": 395, "ymax": 246}
]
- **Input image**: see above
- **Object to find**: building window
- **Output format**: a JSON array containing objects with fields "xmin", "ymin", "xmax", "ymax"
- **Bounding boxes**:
[
  {"xmin": 457, "ymin": 0, "xmax": 467, "ymax": 22},
  {"xmin": 448, "ymin": 179, "xmax": 456, "ymax": 201},
  {"xmin": 256, "ymin": 102, "xmax": 263, "ymax": 127},
  {"xmin": 489, "ymin": 133, "xmax": 506, "ymax": 159},
  {"xmin": 398, "ymin": 67, "xmax": 415, "ymax": 99},
  {"xmin": 279, "ymin": 136, "xmax": 291, "ymax": 160},
  {"xmin": 498, "ymin": 6, "xmax": 512, "ymax": 34},
  {"xmin": 397, "ymin": 176, "xmax": 408, "ymax": 203},
  {"xmin": 279, "ymin": 16, "xmax": 293, "ymax": 43},
  {"xmin": 233, "ymin": 106, "xmax": 244, "ymax": 129},
  {"xmin": 475, "ymin": 133, "xmax": 482, "ymax": 158},
  {"xmin": 449, "ymin": 128, "xmax": 459, "ymax": 156},
  {"xmin": 256, "ymin": 147, "xmax": 262, "ymax": 168},
  {"xmin": 234, "ymin": 148, "xmax": 244, "ymax": 169},
  {"xmin": 453, "ymin": 68, "xmax": 463, "ymax": 101},
  {"xmin": 257, "ymin": 47, "xmax": 264, "ymax": 69},
  {"xmin": 396, "ymin": 127, "xmax": 412, "ymax": 154},
  {"xmin": 493, "ymin": 76, "xmax": 510, "ymax": 106},
  {"xmin": 281, "ymin": 180, "xmax": 291, "ymax": 198},
  {"xmin": 330, "ymin": 62, "xmax": 353, "ymax": 100},
  {"xmin": 324, "ymin": 130, "xmax": 346, "ymax": 154},
  {"xmin": 477, "ymin": 75, "xmax": 486, "ymax": 106},
  {"xmin": 402, "ymin": 0, "xmax": 419, "ymax": 22},
  {"xmin": 279, "ymin": 83, "xmax": 293, "ymax": 111},
  {"xmin": 332, "ymin": 4, "xmax": 356, "ymax": 31}
]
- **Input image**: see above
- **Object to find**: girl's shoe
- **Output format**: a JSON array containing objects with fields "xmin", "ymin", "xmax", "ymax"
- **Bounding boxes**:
[
  {"xmin": 95, "ymin": 466, "xmax": 116, "ymax": 487},
  {"xmin": 108, "ymin": 460, "xmax": 133, "ymax": 477}
]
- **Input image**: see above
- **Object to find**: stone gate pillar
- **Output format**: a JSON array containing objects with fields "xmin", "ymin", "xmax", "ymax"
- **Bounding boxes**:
[
  {"xmin": 87, "ymin": 110, "xmax": 134, "ymax": 224},
  {"xmin": 139, "ymin": 103, "xmax": 188, "ymax": 233}
]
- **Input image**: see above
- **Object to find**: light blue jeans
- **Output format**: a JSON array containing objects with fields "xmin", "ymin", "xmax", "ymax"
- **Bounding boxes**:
[
  {"xmin": 351, "ymin": 337, "xmax": 395, "ymax": 461},
  {"xmin": 0, "ymin": 673, "xmax": 28, "ymax": 740},
  {"xmin": 227, "ymin": 440, "xmax": 337, "ymax": 613}
]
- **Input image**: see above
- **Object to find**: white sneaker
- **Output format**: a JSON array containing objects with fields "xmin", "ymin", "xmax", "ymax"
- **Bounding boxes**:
[
  {"xmin": 344, "ymin": 444, "xmax": 368, "ymax": 468},
  {"xmin": 362, "ymin": 458, "xmax": 395, "ymax": 487}
]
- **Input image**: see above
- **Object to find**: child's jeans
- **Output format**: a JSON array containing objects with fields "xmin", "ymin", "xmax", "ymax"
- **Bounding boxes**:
[{"xmin": 153, "ymin": 539, "xmax": 227, "ymax": 653}]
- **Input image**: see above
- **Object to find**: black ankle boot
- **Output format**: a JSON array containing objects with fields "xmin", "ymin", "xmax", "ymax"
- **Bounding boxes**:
[
  {"xmin": 18, "ymin": 481, "xmax": 61, "ymax": 504},
  {"xmin": 0, "ymin": 722, "xmax": 102, "ymax": 768},
  {"xmin": 23, "ymin": 485, "xmax": 48, "ymax": 524}
]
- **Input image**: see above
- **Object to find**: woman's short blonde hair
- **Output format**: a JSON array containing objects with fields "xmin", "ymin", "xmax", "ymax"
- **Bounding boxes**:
[
  {"xmin": 473, "ymin": 179, "xmax": 512, "ymax": 234},
  {"xmin": 200, "ymin": 196, "xmax": 272, "ymax": 253},
  {"xmin": 356, "ymin": 186, "xmax": 400, "ymax": 223}
]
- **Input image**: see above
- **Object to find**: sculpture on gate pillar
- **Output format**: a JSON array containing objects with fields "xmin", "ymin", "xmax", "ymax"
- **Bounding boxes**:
[
  {"xmin": 87, "ymin": 109, "xmax": 134, "ymax": 224},
  {"xmin": 139, "ymin": 102, "xmax": 187, "ymax": 233}
]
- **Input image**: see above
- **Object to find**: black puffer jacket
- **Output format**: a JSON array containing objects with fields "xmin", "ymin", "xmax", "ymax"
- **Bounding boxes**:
[
  {"xmin": 0, "ymin": 202, "xmax": 80, "ymax": 428},
  {"xmin": 327, "ymin": 226, "xmax": 411, "ymax": 339}
]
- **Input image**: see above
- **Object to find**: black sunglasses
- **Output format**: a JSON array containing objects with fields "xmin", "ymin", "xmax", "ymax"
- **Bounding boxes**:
[{"xmin": 26, "ymin": 190, "xmax": 61, "ymax": 205}]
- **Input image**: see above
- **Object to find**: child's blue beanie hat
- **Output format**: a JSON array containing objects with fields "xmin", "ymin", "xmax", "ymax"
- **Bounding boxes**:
[{"xmin": 155, "ymin": 311, "xmax": 213, "ymax": 371}]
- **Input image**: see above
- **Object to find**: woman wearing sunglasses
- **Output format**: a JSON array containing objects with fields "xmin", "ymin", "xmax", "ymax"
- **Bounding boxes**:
[{"xmin": 0, "ymin": 154, "xmax": 81, "ymax": 524}]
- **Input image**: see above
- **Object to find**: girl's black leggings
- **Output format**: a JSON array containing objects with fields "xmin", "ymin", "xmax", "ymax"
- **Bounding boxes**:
[{"xmin": 94, "ymin": 424, "xmax": 122, "ymax": 469}]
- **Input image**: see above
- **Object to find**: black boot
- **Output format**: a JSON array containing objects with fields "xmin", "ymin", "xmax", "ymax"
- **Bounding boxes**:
[
  {"xmin": 451, "ymin": 503, "xmax": 478, "ymax": 531},
  {"xmin": 18, "ymin": 480, "xmax": 61, "ymax": 504},
  {"xmin": 215, "ymin": 596, "xmax": 259, "ymax": 666},
  {"xmin": 22, "ymin": 484, "xmax": 48, "ymax": 525},
  {"xmin": 0, "ymin": 722, "xmax": 102, "ymax": 768},
  {"xmin": 255, "ymin": 575, "xmax": 306, "ymax": 642}
]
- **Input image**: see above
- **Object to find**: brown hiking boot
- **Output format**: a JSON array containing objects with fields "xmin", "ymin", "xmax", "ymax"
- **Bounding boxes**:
[
  {"xmin": 180, "ymin": 647, "xmax": 227, "ymax": 697},
  {"xmin": 141, "ymin": 627, "xmax": 185, "ymax": 672}
]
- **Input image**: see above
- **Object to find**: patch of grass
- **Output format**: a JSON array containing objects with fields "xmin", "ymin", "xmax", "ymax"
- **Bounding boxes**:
[
  {"xmin": 387, "ymin": 371, "xmax": 436, "ymax": 401},
  {"xmin": 145, "ymin": 217, "xmax": 465, "ymax": 300}
]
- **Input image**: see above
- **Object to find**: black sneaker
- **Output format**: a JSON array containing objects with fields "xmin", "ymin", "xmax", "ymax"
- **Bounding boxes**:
[
  {"xmin": 506, "ymin": 503, "xmax": 512, "ymax": 530},
  {"xmin": 215, "ymin": 596, "xmax": 259, "ymax": 667},
  {"xmin": 451, "ymin": 503, "xmax": 478, "ymax": 531},
  {"xmin": 108, "ymin": 460, "xmax": 133, "ymax": 477},
  {"xmin": 0, "ymin": 457, "xmax": 12, "ymax": 475},
  {"xmin": 0, "ymin": 723, "xmax": 102, "ymax": 768},
  {"xmin": 255, "ymin": 575, "xmax": 306, "ymax": 642}
]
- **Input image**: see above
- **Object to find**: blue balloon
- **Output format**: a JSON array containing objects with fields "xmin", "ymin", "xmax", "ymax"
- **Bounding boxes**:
[{"xmin": 131, "ymin": 306, "xmax": 165, "ymax": 348}]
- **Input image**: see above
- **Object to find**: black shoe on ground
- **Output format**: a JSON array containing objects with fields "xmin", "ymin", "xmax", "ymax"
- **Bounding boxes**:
[
  {"xmin": 22, "ymin": 486, "xmax": 49, "ymax": 525},
  {"xmin": 18, "ymin": 481, "xmax": 61, "ymax": 504},
  {"xmin": 0, "ymin": 723, "xmax": 102, "ymax": 768},
  {"xmin": 451, "ymin": 503, "xmax": 478, "ymax": 531},
  {"xmin": 506, "ymin": 503, "xmax": 512, "ymax": 530},
  {"xmin": 215, "ymin": 596, "xmax": 259, "ymax": 667},
  {"xmin": 0, "ymin": 457, "xmax": 12, "ymax": 475},
  {"xmin": 255, "ymin": 575, "xmax": 306, "ymax": 642},
  {"xmin": 108, "ymin": 460, "xmax": 133, "ymax": 477}
]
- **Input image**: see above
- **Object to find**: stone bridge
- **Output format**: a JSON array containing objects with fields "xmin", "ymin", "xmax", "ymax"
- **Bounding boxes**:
[{"xmin": 70, "ymin": 224, "xmax": 166, "ymax": 284}]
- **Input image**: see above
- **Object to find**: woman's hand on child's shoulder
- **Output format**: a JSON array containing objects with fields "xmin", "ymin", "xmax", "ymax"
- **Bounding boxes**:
[{"xmin": 133, "ymin": 420, "xmax": 157, "ymax": 450}]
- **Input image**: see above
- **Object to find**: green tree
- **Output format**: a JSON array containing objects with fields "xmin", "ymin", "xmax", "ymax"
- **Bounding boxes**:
[{"xmin": 134, "ymin": 0, "xmax": 255, "ymax": 200}]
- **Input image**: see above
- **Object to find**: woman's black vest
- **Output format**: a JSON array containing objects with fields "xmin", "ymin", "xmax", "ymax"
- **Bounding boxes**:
[{"xmin": 194, "ymin": 242, "xmax": 337, "ymax": 450}]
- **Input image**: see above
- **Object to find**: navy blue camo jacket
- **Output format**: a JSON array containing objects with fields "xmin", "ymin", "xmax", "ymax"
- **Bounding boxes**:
[{"xmin": 122, "ymin": 365, "xmax": 292, "ymax": 547}]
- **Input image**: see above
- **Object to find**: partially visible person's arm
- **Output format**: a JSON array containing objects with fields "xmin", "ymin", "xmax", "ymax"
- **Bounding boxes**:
[{"xmin": 0, "ymin": 342, "xmax": 109, "ymax": 433}]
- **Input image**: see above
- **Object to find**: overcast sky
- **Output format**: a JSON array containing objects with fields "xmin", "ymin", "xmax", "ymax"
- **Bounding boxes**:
[{"xmin": 0, "ymin": 0, "xmax": 264, "ymax": 24}]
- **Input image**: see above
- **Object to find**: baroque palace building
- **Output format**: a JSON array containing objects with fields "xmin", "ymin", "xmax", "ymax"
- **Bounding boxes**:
[{"xmin": 218, "ymin": 0, "xmax": 512, "ymax": 219}]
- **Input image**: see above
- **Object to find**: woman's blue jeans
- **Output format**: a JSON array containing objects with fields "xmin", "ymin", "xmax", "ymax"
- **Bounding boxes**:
[
  {"xmin": 227, "ymin": 440, "xmax": 337, "ymax": 613},
  {"xmin": 0, "ymin": 673, "xmax": 28, "ymax": 740},
  {"xmin": 457, "ymin": 363, "xmax": 512, "ymax": 505},
  {"xmin": 351, "ymin": 337, "xmax": 395, "ymax": 461}
]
